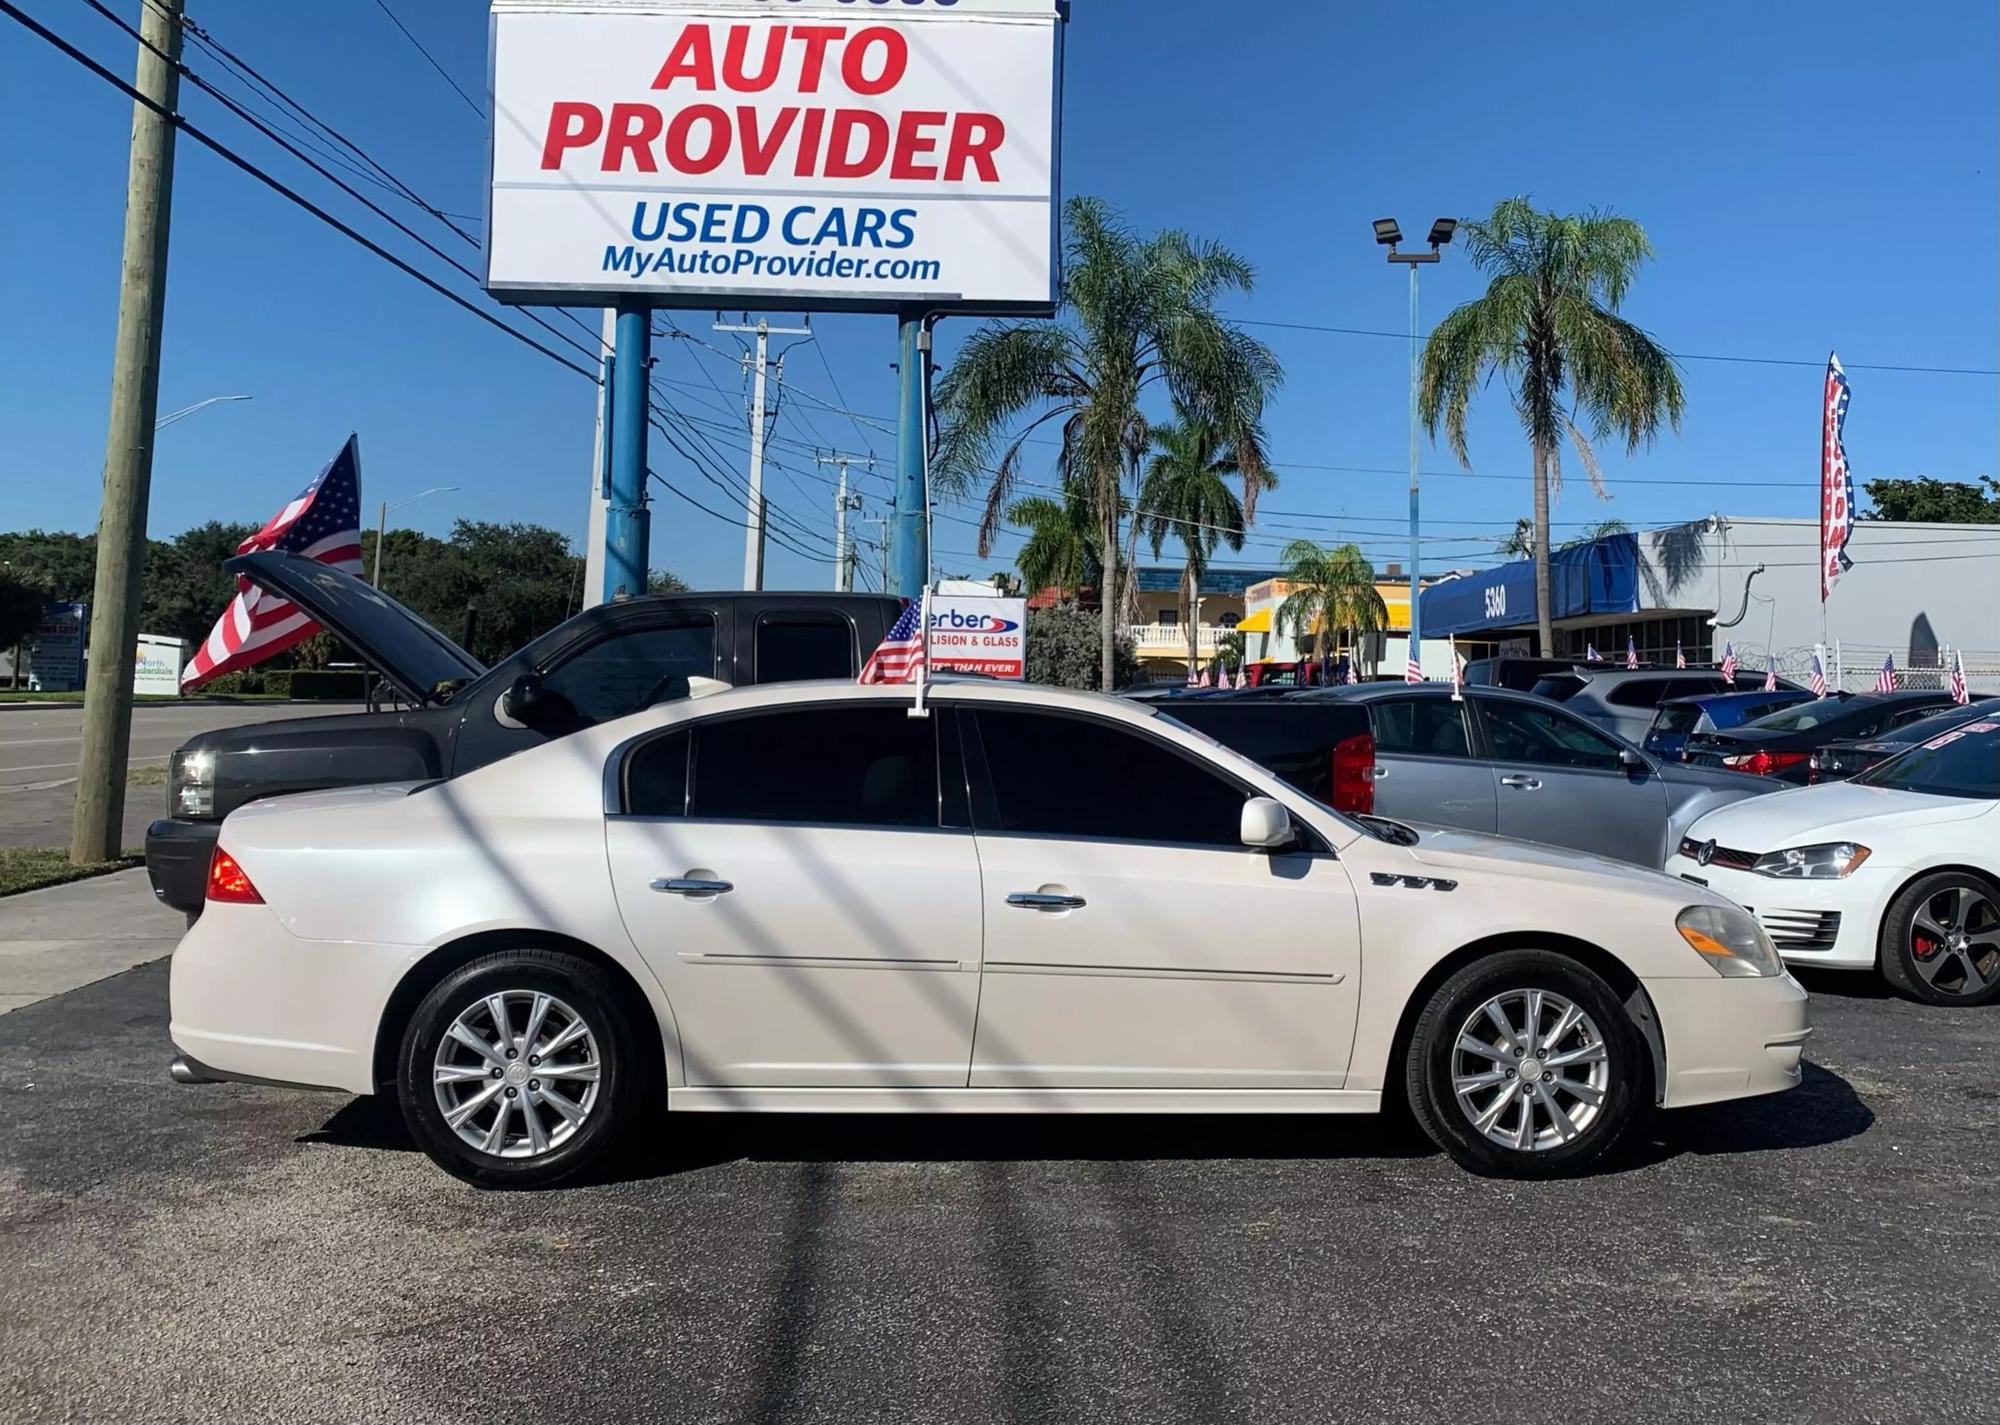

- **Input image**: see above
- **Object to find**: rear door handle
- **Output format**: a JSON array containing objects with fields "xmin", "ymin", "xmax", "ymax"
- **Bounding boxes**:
[
  {"xmin": 652, "ymin": 877, "xmax": 734, "ymax": 897},
  {"xmin": 1006, "ymin": 892, "xmax": 1086, "ymax": 911},
  {"xmin": 1498, "ymin": 775, "xmax": 1542, "ymax": 791}
]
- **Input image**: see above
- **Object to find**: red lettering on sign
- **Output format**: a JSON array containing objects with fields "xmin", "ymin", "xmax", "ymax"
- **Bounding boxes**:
[
  {"xmin": 541, "ymin": 102, "xmax": 603, "ymax": 169},
  {"xmin": 603, "ymin": 103, "xmax": 662, "ymax": 172},
  {"xmin": 840, "ymin": 27, "xmax": 908, "ymax": 95},
  {"xmin": 722, "ymin": 25, "xmax": 786, "ymax": 91},
  {"xmin": 890, "ymin": 110, "xmax": 945, "ymax": 180},
  {"xmin": 738, "ymin": 107, "xmax": 801, "ymax": 176},
  {"xmin": 788, "ymin": 25, "xmax": 844, "ymax": 93},
  {"xmin": 651, "ymin": 26, "xmax": 715, "ymax": 90},
  {"xmin": 665, "ymin": 104, "xmax": 731, "ymax": 175},
  {"xmin": 943, "ymin": 113, "xmax": 1005, "ymax": 182},
  {"xmin": 824, "ymin": 110, "xmax": 890, "ymax": 179}
]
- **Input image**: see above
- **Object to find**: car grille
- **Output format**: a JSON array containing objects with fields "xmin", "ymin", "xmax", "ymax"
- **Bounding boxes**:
[
  {"xmin": 1756, "ymin": 909, "xmax": 1843, "ymax": 952},
  {"xmin": 1675, "ymin": 836, "xmax": 1759, "ymax": 870}
]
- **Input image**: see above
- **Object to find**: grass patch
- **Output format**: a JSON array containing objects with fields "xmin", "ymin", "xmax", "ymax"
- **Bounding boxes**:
[
  {"xmin": 128, "ymin": 762, "xmax": 168, "ymax": 787},
  {"xmin": 0, "ymin": 846, "xmax": 145, "ymax": 897}
]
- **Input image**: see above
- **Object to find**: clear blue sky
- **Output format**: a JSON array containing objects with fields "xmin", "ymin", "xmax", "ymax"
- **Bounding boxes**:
[{"xmin": 4, "ymin": 0, "xmax": 1994, "ymax": 592}]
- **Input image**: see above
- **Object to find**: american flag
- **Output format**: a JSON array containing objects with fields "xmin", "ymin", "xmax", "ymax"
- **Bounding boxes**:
[
  {"xmin": 1585, "ymin": 643, "xmax": 1602, "ymax": 662},
  {"xmin": 1675, "ymin": 641, "xmax": 1687, "ymax": 670},
  {"xmin": 1820, "ymin": 353, "xmax": 1856, "ymax": 602},
  {"xmin": 859, "ymin": 600, "xmax": 926, "ymax": 684},
  {"xmin": 1199, "ymin": 664, "xmax": 1213, "ymax": 688},
  {"xmin": 1720, "ymin": 643, "xmax": 1738, "ymax": 680},
  {"xmin": 1810, "ymin": 650, "xmax": 1827, "ymax": 697},
  {"xmin": 1875, "ymin": 654, "xmax": 1897, "ymax": 693},
  {"xmin": 1763, "ymin": 664, "xmax": 1778, "ymax": 693},
  {"xmin": 181, "ymin": 436, "xmax": 364, "ymax": 692},
  {"xmin": 1405, "ymin": 647, "xmax": 1424, "ymax": 683},
  {"xmin": 1625, "ymin": 637, "xmax": 1639, "ymax": 670},
  {"xmin": 1950, "ymin": 650, "xmax": 1969, "ymax": 705},
  {"xmin": 1344, "ymin": 658, "xmax": 1359, "ymax": 685}
]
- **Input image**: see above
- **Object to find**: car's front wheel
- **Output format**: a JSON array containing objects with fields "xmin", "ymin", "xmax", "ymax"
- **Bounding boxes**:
[
  {"xmin": 1405, "ymin": 950, "xmax": 1644, "ymax": 1178},
  {"xmin": 398, "ymin": 949, "xmax": 643, "ymax": 1188},
  {"xmin": 1878, "ymin": 873, "xmax": 2000, "ymax": 1006}
]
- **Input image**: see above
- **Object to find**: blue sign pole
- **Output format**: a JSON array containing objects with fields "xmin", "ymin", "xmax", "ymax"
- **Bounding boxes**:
[
  {"xmin": 891, "ymin": 312, "xmax": 929, "ymax": 600},
  {"xmin": 604, "ymin": 304, "xmax": 651, "ymax": 602},
  {"xmin": 1406, "ymin": 261, "xmax": 1422, "ymax": 666}
]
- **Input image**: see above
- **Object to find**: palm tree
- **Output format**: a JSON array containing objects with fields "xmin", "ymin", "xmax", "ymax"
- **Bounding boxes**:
[
  {"xmin": 1561, "ymin": 517, "xmax": 1631, "ymax": 549},
  {"xmin": 1420, "ymin": 197, "xmax": 1686, "ymax": 654},
  {"xmin": 934, "ymin": 197, "xmax": 1281, "ymax": 689},
  {"xmin": 1008, "ymin": 491, "xmax": 1100, "ymax": 600},
  {"xmin": 1138, "ymin": 415, "xmax": 1245, "ymax": 676},
  {"xmin": 1274, "ymin": 540, "xmax": 1388, "ymax": 681}
]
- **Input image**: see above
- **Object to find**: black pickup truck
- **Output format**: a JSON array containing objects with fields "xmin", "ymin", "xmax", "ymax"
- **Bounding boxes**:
[{"xmin": 147, "ymin": 550, "xmax": 902, "ymax": 916}]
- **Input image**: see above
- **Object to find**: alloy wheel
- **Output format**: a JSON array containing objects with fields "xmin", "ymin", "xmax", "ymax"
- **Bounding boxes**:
[
  {"xmin": 1451, "ymin": 988, "xmax": 1610, "ymax": 1151},
  {"xmin": 1909, "ymin": 884, "xmax": 2000, "ymax": 998},
  {"xmin": 432, "ymin": 990, "xmax": 602, "ymax": 1159}
]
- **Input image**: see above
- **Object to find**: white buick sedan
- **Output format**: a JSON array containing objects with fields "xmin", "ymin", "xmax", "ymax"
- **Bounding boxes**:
[{"xmin": 169, "ymin": 680, "xmax": 1808, "ymax": 1186}]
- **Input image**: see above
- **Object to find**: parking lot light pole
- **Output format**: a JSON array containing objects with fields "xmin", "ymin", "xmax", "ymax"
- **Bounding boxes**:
[
  {"xmin": 1373, "ymin": 217, "xmax": 1456, "ymax": 668},
  {"xmin": 372, "ymin": 487, "xmax": 459, "ymax": 590}
]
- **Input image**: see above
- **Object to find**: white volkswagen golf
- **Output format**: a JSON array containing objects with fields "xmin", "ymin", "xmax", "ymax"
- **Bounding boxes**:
[
  {"xmin": 169, "ymin": 680, "xmax": 1808, "ymax": 1186},
  {"xmin": 1668, "ymin": 715, "xmax": 2000, "ymax": 1004}
]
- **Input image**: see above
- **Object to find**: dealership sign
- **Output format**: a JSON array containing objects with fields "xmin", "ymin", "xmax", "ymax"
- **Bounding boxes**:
[
  {"xmin": 486, "ymin": 0, "xmax": 1063, "ymax": 312},
  {"xmin": 927, "ymin": 595, "xmax": 1025, "ymax": 679}
]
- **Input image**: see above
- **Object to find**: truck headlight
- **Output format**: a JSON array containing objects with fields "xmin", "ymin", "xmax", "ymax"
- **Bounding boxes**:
[
  {"xmin": 1752, "ymin": 842, "xmax": 1871, "ymax": 879},
  {"xmin": 171, "ymin": 749, "xmax": 216, "ymax": 818},
  {"xmin": 1677, "ymin": 904, "xmax": 1784, "ymax": 978}
]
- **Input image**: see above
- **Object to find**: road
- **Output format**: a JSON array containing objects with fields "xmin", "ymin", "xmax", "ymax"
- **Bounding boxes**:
[
  {"xmin": 2, "ymin": 958, "xmax": 1994, "ymax": 1425},
  {"xmin": 0, "ymin": 702, "xmax": 360, "ymax": 848}
]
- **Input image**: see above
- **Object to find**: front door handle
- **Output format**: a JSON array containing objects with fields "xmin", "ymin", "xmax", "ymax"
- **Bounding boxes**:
[
  {"xmin": 1498, "ymin": 775, "xmax": 1542, "ymax": 791},
  {"xmin": 652, "ymin": 877, "xmax": 734, "ymax": 897},
  {"xmin": 1006, "ymin": 892, "xmax": 1086, "ymax": 911}
]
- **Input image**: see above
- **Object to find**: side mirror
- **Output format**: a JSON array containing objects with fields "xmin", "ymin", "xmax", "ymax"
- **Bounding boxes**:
[
  {"xmin": 500, "ymin": 672, "xmax": 554, "ymax": 729},
  {"xmin": 1619, "ymin": 747, "xmax": 1648, "ymax": 772},
  {"xmin": 1240, "ymin": 796, "xmax": 1296, "ymax": 850}
]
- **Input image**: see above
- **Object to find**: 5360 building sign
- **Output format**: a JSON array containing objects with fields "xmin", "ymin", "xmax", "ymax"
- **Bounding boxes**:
[{"xmin": 486, "ymin": 0, "xmax": 1063, "ymax": 312}]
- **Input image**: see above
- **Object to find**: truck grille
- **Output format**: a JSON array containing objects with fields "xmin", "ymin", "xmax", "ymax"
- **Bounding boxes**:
[{"xmin": 1757, "ymin": 909, "xmax": 1843, "ymax": 952}]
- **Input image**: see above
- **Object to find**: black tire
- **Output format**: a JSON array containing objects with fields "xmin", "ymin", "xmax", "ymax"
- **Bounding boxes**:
[
  {"xmin": 1878, "ymin": 872, "xmax": 2000, "ymax": 1007},
  {"xmin": 1404, "ymin": 950, "xmax": 1644, "ymax": 1179},
  {"xmin": 399, "ymin": 948, "xmax": 645, "ymax": 1188}
]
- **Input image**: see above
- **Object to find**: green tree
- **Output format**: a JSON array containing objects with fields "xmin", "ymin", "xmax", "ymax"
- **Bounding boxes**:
[
  {"xmin": 0, "ymin": 569, "xmax": 43, "ymax": 688},
  {"xmin": 1562, "ymin": 516, "xmax": 1632, "ymax": 550},
  {"xmin": 1274, "ymin": 541, "xmax": 1388, "ymax": 679},
  {"xmin": 1420, "ymin": 197, "xmax": 1685, "ymax": 653},
  {"xmin": 1025, "ymin": 602, "xmax": 1139, "ymax": 690},
  {"xmin": 1861, "ymin": 476, "xmax": 2000, "ymax": 524},
  {"xmin": 934, "ymin": 196, "xmax": 1280, "ymax": 690},
  {"xmin": 1008, "ymin": 492, "xmax": 1101, "ymax": 599},
  {"xmin": 1138, "ymin": 414, "xmax": 1245, "ymax": 676}
]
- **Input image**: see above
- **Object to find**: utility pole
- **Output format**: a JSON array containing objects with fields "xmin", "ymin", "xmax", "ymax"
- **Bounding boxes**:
[
  {"xmin": 890, "ymin": 314, "xmax": 933, "ymax": 599},
  {"xmin": 72, "ymin": 0, "xmax": 183, "ymax": 866},
  {"xmin": 603, "ymin": 304, "xmax": 651, "ymax": 602},
  {"xmin": 582, "ymin": 310, "xmax": 614, "ymax": 609},
  {"xmin": 820, "ymin": 453, "xmax": 871, "ymax": 593},
  {"xmin": 715, "ymin": 315, "xmax": 809, "ymax": 590}
]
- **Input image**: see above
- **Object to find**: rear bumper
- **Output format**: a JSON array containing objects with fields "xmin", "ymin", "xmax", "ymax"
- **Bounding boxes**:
[
  {"xmin": 1647, "ymin": 971, "xmax": 1812, "ymax": 1108},
  {"xmin": 146, "ymin": 818, "xmax": 218, "ymax": 914}
]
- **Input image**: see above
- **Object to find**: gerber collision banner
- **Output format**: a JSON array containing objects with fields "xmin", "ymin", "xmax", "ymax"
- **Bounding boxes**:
[
  {"xmin": 486, "ymin": 0, "xmax": 1063, "ymax": 312},
  {"xmin": 928, "ymin": 595, "xmax": 1026, "ymax": 679}
]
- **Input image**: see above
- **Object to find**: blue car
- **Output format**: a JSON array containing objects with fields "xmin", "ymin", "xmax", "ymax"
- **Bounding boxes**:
[{"xmin": 1643, "ymin": 688, "xmax": 1817, "ymax": 762}]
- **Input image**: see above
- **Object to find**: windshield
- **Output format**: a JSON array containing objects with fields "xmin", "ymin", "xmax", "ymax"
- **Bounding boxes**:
[
  {"xmin": 1744, "ymin": 698, "xmax": 1847, "ymax": 732},
  {"xmin": 1856, "ymin": 720, "xmax": 2000, "ymax": 799}
]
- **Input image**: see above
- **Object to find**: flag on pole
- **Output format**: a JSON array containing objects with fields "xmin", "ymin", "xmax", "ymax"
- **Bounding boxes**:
[
  {"xmin": 1820, "ymin": 353, "xmax": 1856, "ymax": 602},
  {"xmin": 859, "ymin": 599, "xmax": 926, "ymax": 684},
  {"xmin": 1950, "ymin": 650, "xmax": 1969, "ymax": 705},
  {"xmin": 1875, "ymin": 654, "xmax": 1897, "ymax": 693},
  {"xmin": 1199, "ymin": 665, "xmax": 1213, "ymax": 688},
  {"xmin": 1625, "ymin": 636, "xmax": 1638, "ymax": 670},
  {"xmin": 1405, "ymin": 646, "xmax": 1424, "ymax": 683},
  {"xmin": 1763, "ymin": 664, "xmax": 1777, "ymax": 693},
  {"xmin": 1720, "ymin": 643, "xmax": 1737, "ymax": 680},
  {"xmin": 1585, "ymin": 643, "xmax": 1602, "ymax": 662},
  {"xmin": 1186, "ymin": 665, "xmax": 1200, "ymax": 688},
  {"xmin": 1344, "ymin": 658, "xmax": 1359, "ymax": 686},
  {"xmin": 181, "ymin": 436, "xmax": 365, "ymax": 692},
  {"xmin": 1675, "ymin": 641, "xmax": 1687, "ymax": 670},
  {"xmin": 1451, "ymin": 636, "xmax": 1465, "ymax": 700},
  {"xmin": 1810, "ymin": 648, "xmax": 1827, "ymax": 697}
]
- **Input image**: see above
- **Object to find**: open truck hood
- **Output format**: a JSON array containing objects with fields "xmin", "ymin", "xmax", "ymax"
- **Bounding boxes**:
[{"xmin": 228, "ymin": 550, "xmax": 486, "ymax": 704}]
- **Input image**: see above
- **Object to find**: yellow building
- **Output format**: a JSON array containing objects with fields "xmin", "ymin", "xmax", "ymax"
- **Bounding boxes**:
[{"xmin": 1240, "ymin": 575, "xmax": 1448, "ymax": 678}]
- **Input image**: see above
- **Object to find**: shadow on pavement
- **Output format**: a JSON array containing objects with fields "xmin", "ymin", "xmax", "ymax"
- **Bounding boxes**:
[
  {"xmin": 1791, "ymin": 966, "xmax": 1895, "ymax": 1000},
  {"xmin": 1628, "ymin": 1061, "xmax": 1874, "ymax": 1168}
]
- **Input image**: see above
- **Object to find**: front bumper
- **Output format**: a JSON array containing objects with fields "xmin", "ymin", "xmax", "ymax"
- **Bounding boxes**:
[
  {"xmin": 168, "ymin": 901, "xmax": 423, "ymax": 1095},
  {"xmin": 1647, "ymin": 970, "xmax": 1812, "ymax": 1108},
  {"xmin": 1666, "ymin": 853, "xmax": 1896, "ymax": 972},
  {"xmin": 146, "ymin": 817, "xmax": 219, "ymax": 915}
]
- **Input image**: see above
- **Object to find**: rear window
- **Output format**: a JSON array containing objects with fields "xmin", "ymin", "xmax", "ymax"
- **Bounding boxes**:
[
  {"xmin": 1650, "ymin": 702, "xmax": 1704, "ymax": 735},
  {"xmin": 1530, "ymin": 675, "xmax": 1586, "ymax": 703},
  {"xmin": 1746, "ymin": 699, "xmax": 1843, "ymax": 732},
  {"xmin": 1160, "ymin": 703, "xmax": 1370, "ymax": 803},
  {"xmin": 1608, "ymin": 677, "xmax": 1725, "ymax": 708}
]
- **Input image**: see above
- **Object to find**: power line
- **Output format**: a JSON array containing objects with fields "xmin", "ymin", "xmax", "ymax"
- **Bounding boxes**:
[{"xmin": 366, "ymin": 0, "xmax": 483, "ymax": 119}]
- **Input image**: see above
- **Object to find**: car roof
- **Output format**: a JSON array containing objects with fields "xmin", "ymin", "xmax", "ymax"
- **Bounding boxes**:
[
  {"xmin": 1658, "ymin": 688, "xmax": 1809, "ymax": 708},
  {"xmin": 635, "ymin": 676, "xmax": 1169, "ymax": 728}
]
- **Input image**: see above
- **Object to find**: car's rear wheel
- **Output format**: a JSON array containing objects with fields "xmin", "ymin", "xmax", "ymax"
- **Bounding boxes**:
[
  {"xmin": 1405, "ymin": 950, "xmax": 1644, "ymax": 1178},
  {"xmin": 1879, "ymin": 873, "xmax": 2000, "ymax": 1006},
  {"xmin": 399, "ymin": 949, "xmax": 643, "ymax": 1188}
]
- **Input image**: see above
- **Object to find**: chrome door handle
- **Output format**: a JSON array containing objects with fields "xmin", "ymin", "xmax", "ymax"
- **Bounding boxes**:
[
  {"xmin": 1006, "ymin": 892, "xmax": 1086, "ymax": 911},
  {"xmin": 1498, "ymin": 775, "xmax": 1542, "ymax": 791},
  {"xmin": 652, "ymin": 877, "xmax": 734, "ymax": 896},
  {"xmin": 1371, "ymin": 766, "xmax": 1390, "ymax": 779}
]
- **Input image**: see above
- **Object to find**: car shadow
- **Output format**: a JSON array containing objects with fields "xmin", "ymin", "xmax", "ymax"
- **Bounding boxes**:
[
  {"xmin": 1619, "ymin": 1061, "xmax": 1874, "ymax": 1171},
  {"xmin": 1790, "ymin": 966, "xmax": 1895, "ymax": 1000}
]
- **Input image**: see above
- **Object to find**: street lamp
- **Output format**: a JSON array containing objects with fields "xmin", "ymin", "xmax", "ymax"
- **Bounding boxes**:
[
  {"xmin": 155, "ymin": 394, "xmax": 250, "ymax": 431},
  {"xmin": 1374, "ymin": 216, "xmax": 1456, "ymax": 668},
  {"xmin": 373, "ymin": 487, "xmax": 459, "ymax": 589}
]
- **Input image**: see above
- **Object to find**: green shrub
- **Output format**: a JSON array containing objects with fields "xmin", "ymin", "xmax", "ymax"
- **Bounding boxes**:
[{"xmin": 1025, "ymin": 604, "xmax": 1139, "ymax": 691}]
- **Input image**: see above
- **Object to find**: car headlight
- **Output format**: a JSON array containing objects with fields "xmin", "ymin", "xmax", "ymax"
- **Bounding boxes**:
[
  {"xmin": 1752, "ymin": 842, "xmax": 1870, "ymax": 879},
  {"xmin": 1677, "ymin": 904, "xmax": 1784, "ymax": 978},
  {"xmin": 170, "ymin": 748, "xmax": 216, "ymax": 818}
]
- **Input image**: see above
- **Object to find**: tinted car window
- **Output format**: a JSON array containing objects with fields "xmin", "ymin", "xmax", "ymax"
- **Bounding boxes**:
[
  {"xmin": 1529, "ymin": 675, "xmax": 1586, "ymax": 703},
  {"xmin": 756, "ymin": 616, "xmax": 856, "ymax": 683},
  {"xmin": 1858, "ymin": 722, "xmax": 2000, "ymax": 799},
  {"xmin": 972, "ymin": 710, "xmax": 1247, "ymax": 847},
  {"xmin": 545, "ymin": 620, "xmax": 716, "ymax": 723},
  {"xmin": 1745, "ymin": 699, "xmax": 1844, "ymax": 733},
  {"xmin": 624, "ymin": 730, "xmax": 689, "ymax": 816},
  {"xmin": 1885, "ymin": 702, "xmax": 1949, "ymax": 731},
  {"xmin": 1608, "ymin": 677, "xmax": 1726, "ymax": 708},
  {"xmin": 1159, "ymin": 702, "xmax": 1371, "ymax": 804},
  {"xmin": 1478, "ymin": 699, "xmax": 1626, "ymax": 772},
  {"xmin": 683, "ymin": 706, "xmax": 937, "ymax": 828},
  {"xmin": 1651, "ymin": 702, "xmax": 1704, "ymax": 735},
  {"xmin": 1372, "ymin": 698, "xmax": 1472, "ymax": 758}
]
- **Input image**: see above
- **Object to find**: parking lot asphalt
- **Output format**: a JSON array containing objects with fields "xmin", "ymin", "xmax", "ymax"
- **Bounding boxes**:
[{"xmin": 2, "ymin": 960, "xmax": 1995, "ymax": 1425}]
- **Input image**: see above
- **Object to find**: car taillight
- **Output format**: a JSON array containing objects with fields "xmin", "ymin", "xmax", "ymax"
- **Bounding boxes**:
[
  {"xmin": 1331, "ymin": 731, "xmax": 1375, "ymax": 816},
  {"xmin": 206, "ymin": 847, "xmax": 264, "ymax": 904},
  {"xmin": 1722, "ymin": 749, "xmax": 1810, "ymax": 777}
]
